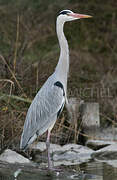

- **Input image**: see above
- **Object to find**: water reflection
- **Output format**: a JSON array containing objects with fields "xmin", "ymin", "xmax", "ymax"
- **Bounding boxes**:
[
  {"xmin": 80, "ymin": 161, "xmax": 117, "ymax": 180},
  {"xmin": 0, "ymin": 161, "xmax": 117, "ymax": 180}
]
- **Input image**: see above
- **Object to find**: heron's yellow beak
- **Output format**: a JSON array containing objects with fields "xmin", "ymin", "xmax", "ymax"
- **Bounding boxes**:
[{"xmin": 69, "ymin": 13, "xmax": 92, "ymax": 19}]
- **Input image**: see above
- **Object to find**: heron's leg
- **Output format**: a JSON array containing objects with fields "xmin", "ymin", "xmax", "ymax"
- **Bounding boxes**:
[
  {"xmin": 46, "ymin": 130, "xmax": 62, "ymax": 172},
  {"xmin": 46, "ymin": 130, "xmax": 52, "ymax": 169}
]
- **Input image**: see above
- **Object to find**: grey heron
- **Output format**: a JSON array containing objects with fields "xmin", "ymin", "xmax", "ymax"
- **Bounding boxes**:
[{"xmin": 20, "ymin": 10, "xmax": 92, "ymax": 169}]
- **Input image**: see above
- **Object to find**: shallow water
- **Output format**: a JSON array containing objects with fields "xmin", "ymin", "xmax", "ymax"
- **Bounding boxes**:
[{"xmin": 0, "ymin": 161, "xmax": 117, "ymax": 180}]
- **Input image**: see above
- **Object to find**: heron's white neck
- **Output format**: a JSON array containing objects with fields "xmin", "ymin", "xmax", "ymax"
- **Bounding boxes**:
[{"xmin": 55, "ymin": 18, "xmax": 69, "ymax": 86}]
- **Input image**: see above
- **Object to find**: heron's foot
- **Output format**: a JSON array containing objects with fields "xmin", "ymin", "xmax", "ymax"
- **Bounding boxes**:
[
  {"xmin": 47, "ymin": 159, "xmax": 62, "ymax": 172},
  {"xmin": 47, "ymin": 166, "xmax": 62, "ymax": 172}
]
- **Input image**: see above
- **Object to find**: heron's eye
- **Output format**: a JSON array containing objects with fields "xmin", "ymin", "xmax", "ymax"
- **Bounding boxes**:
[{"xmin": 59, "ymin": 10, "xmax": 71, "ymax": 16}]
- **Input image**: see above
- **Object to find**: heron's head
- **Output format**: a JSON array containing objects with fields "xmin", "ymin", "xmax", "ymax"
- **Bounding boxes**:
[{"xmin": 57, "ymin": 10, "xmax": 92, "ymax": 23}]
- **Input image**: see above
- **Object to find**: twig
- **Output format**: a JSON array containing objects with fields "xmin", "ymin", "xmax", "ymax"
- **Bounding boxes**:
[
  {"xmin": 0, "ymin": 93, "xmax": 32, "ymax": 104},
  {"xmin": 0, "ymin": 79, "xmax": 14, "ymax": 85},
  {"xmin": 56, "ymin": 122, "xmax": 117, "ymax": 143},
  {"xmin": 100, "ymin": 113, "xmax": 117, "ymax": 125},
  {"xmin": 0, "ymin": 54, "xmax": 26, "ymax": 97},
  {"xmin": 13, "ymin": 14, "xmax": 20, "ymax": 72}
]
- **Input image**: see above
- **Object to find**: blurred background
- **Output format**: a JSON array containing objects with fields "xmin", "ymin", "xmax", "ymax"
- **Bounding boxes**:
[{"xmin": 0, "ymin": 0, "xmax": 117, "ymax": 150}]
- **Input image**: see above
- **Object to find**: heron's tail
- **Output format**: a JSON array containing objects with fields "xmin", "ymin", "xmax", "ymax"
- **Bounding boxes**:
[{"xmin": 20, "ymin": 133, "xmax": 37, "ymax": 150}]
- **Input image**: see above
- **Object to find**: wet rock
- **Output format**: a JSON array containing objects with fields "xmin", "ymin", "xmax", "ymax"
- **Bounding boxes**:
[
  {"xmin": 31, "ymin": 142, "xmax": 62, "ymax": 163},
  {"xmin": 32, "ymin": 141, "xmax": 62, "ymax": 153},
  {"xmin": 32, "ymin": 142, "xmax": 94, "ymax": 166},
  {"xmin": 52, "ymin": 144, "xmax": 94, "ymax": 166},
  {"xmin": 0, "ymin": 149, "xmax": 30, "ymax": 164},
  {"xmin": 106, "ymin": 160, "xmax": 117, "ymax": 168},
  {"xmin": 92, "ymin": 144, "xmax": 117, "ymax": 160},
  {"xmin": 92, "ymin": 144, "xmax": 117, "ymax": 168},
  {"xmin": 86, "ymin": 140, "xmax": 115, "ymax": 150}
]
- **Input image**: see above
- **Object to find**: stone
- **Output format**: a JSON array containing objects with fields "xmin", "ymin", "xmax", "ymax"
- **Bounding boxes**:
[
  {"xmin": 106, "ymin": 160, "xmax": 117, "ymax": 168},
  {"xmin": 0, "ymin": 149, "xmax": 30, "ymax": 164},
  {"xmin": 95, "ymin": 127, "xmax": 117, "ymax": 141},
  {"xmin": 52, "ymin": 144, "xmax": 94, "ymax": 166},
  {"xmin": 86, "ymin": 139, "xmax": 115, "ymax": 150},
  {"xmin": 81, "ymin": 103, "xmax": 100, "ymax": 128},
  {"xmin": 32, "ymin": 142, "xmax": 62, "ymax": 153},
  {"xmin": 32, "ymin": 142, "xmax": 94, "ymax": 166},
  {"xmin": 92, "ymin": 144, "xmax": 117, "ymax": 168},
  {"xmin": 66, "ymin": 98, "xmax": 83, "ymax": 143}
]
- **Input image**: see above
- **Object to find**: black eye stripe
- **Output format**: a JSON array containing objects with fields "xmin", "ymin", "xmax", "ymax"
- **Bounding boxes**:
[{"xmin": 59, "ymin": 10, "xmax": 71, "ymax": 16}]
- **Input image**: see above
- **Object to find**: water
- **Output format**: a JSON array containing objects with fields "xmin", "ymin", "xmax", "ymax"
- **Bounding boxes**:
[{"xmin": 0, "ymin": 161, "xmax": 117, "ymax": 180}]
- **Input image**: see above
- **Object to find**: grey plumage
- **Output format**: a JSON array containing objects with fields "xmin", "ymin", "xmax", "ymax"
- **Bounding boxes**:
[
  {"xmin": 20, "ymin": 9, "xmax": 92, "ymax": 169},
  {"xmin": 20, "ymin": 74, "xmax": 65, "ymax": 149}
]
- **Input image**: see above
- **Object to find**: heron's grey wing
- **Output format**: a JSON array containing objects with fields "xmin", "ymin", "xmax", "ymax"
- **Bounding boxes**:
[{"xmin": 20, "ymin": 81, "xmax": 65, "ymax": 149}]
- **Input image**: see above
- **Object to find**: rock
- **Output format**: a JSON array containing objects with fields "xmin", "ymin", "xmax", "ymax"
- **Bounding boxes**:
[
  {"xmin": 0, "ymin": 149, "xmax": 30, "ymax": 164},
  {"xmin": 81, "ymin": 103, "xmax": 100, "ymax": 128},
  {"xmin": 86, "ymin": 140, "xmax": 115, "ymax": 150},
  {"xmin": 88, "ymin": 127, "xmax": 117, "ymax": 141},
  {"xmin": 32, "ymin": 142, "xmax": 94, "ymax": 166},
  {"xmin": 31, "ymin": 142, "xmax": 62, "ymax": 163},
  {"xmin": 106, "ymin": 160, "xmax": 117, "ymax": 168},
  {"xmin": 92, "ymin": 144, "xmax": 117, "ymax": 160},
  {"xmin": 32, "ymin": 142, "xmax": 62, "ymax": 153},
  {"xmin": 52, "ymin": 144, "xmax": 94, "ymax": 166},
  {"xmin": 92, "ymin": 144, "xmax": 117, "ymax": 168}
]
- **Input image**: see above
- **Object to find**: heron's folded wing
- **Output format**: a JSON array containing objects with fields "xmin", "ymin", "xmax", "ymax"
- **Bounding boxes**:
[{"xmin": 20, "ymin": 83, "xmax": 65, "ymax": 149}]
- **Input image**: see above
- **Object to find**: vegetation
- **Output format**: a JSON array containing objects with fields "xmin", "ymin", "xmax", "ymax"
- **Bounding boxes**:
[{"xmin": 0, "ymin": 0, "xmax": 117, "ymax": 150}]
